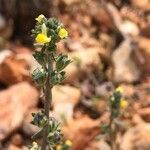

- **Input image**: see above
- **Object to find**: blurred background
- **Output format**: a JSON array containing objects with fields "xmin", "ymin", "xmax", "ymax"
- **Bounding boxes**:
[{"xmin": 0, "ymin": 0, "xmax": 150, "ymax": 149}]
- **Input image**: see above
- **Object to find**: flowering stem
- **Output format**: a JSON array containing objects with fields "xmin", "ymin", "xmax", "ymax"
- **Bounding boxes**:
[
  {"xmin": 41, "ymin": 53, "xmax": 53, "ymax": 150},
  {"xmin": 31, "ymin": 16, "xmax": 70, "ymax": 149}
]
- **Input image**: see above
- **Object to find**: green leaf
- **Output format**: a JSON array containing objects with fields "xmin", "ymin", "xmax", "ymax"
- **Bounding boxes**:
[
  {"xmin": 46, "ymin": 43, "xmax": 56, "ymax": 52},
  {"xmin": 32, "ymin": 68, "xmax": 47, "ymax": 86},
  {"xmin": 47, "ymin": 118, "xmax": 62, "ymax": 147},
  {"xmin": 101, "ymin": 124, "xmax": 109, "ymax": 134},
  {"xmin": 50, "ymin": 71, "xmax": 66, "ymax": 85},
  {"xmin": 31, "ymin": 111, "xmax": 48, "ymax": 128},
  {"xmin": 33, "ymin": 51, "xmax": 46, "ymax": 65},
  {"xmin": 56, "ymin": 54, "xmax": 71, "ymax": 71}
]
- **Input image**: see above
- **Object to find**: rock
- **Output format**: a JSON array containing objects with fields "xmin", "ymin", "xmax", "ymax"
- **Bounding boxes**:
[
  {"xmin": 22, "ymin": 108, "xmax": 39, "ymax": 136},
  {"xmin": 138, "ymin": 108, "xmax": 150, "ymax": 122},
  {"xmin": 106, "ymin": 3, "xmax": 122, "ymax": 28},
  {"xmin": 64, "ymin": 63, "xmax": 79, "ymax": 84},
  {"xmin": 70, "ymin": 48, "xmax": 102, "ymax": 71},
  {"xmin": 63, "ymin": 116, "xmax": 100, "ymax": 150},
  {"xmin": 140, "ymin": 25, "xmax": 150, "ymax": 38},
  {"xmin": 0, "ymin": 56, "xmax": 31, "ymax": 85},
  {"xmin": 90, "ymin": 3, "xmax": 115, "ymax": 31},
  {"xmin": 98, "ymin": 140, "xmax": 111, "ymax": 150},
  {"xmin": 135, "ymin": 37, "xmax": 150, "ymax": 74},
  {"xmin": 121, "ymin": 123, "xmax": 150, "ymax": 150},
  {"xmin": 52, "ymin": 85, "xmax": 81, "ymax": 106},
  {"xmin": 15, "ymin": 52, "xmax": 41, "ymax": 73},
  {"xmin": 53, "ymin": 102, "xmax": 74, "ymax": 123},
  {"xmin": 95, "ymin": 82, "xmax": 114, "ymax": 98},
  {"xmin": 0, "ymin": 82, "xmax": 39, "ymax": 140},
  {"xmin": 64, "ymin": 48, "xmax": 102, "ymax": 83},
  {"xmin": 61, "ymin": 0, "xmax": 80, "ymax": 5},
  {"xmin": 85, "ymin": 140, "xmax": 111, "ymax": 150},
  {"xmin": 112, "ymin": 39, "xmax": 140, "ymax": 83},
  {"xmin": 119, "ymin": 20, "xmax": 139, "ymax": 36},
  {"xmin": 131, "ymin": 0, "xmax": 150, "ymax": 9},
  {"xmin": 0, "ymin": 49, "xmax": 13, "ymax": 64},
  {"xmin": 7, "ymin": 145, "xmax": 20, "ymax": 150},
  {"xmin": 10, "ymin": 134, "xmax": 23, "ymax": 146},
  {"xmin": 52, "ymin": 85, "xmax": 81, "ymax": 122}
]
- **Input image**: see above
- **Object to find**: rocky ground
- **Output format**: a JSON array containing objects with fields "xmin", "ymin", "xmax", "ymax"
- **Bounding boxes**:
[{"xmin": 0, "ymin": 0, "xmax": 150, "ymax": 150}]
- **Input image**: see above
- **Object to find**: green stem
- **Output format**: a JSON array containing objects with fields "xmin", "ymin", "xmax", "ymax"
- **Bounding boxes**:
[{"xmin": 41, "ymin": 53, "xmax": 53, "ymax": 150}]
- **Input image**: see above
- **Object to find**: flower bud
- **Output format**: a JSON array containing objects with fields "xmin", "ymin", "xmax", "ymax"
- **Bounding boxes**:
[
  {"xmin": 120, "ymin": 99, "xmax": 128, "ymax": 109},
  {"xmin": 115, "ymin": 86, "xmax": 124, "ymax": 94},
  {"xmin": 58, "ymin": 28, "xmax": 68, "ymax": 39},
  {"xmin": 35, "ymin": 14, "xmax": 45, "ymax": 23}
]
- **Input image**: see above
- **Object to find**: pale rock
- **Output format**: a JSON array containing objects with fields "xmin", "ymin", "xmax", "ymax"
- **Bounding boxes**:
[
  {"xmin": 53, "ymin": 102, "xmax": 74, "ymax": 123},
  {"xmin": 112, "ymin": 39, "xmax": 140, "ymax": 83},
  {"xmin": 131, "ymin": 0, "xmax": 150, "ymax": 9},
  {"xmin": 85, "ymin": 140, "xmax": 111, "ymax": 150},
  {"xmin": 69, "ymin": 48, "xmax": 101, "ymax": 71},
  {"xmin": 119, "ymin": 20, "xmax": 139, "ymax": 36},
  {"xmin": 0, "ymin": 49, "xmax": 13, "ymax": 64},
  {"xmin": 121, "ymin": 123, "xmax": 150, "ymax": 150},
  {"xmin": 52, "ymin": 85, "xmax": 81, "ymax": 123},
  {"xmin": 61, "ymin": 0, "xmax": 80, "ymax": 5},
  {"xmin": 64, "ymin": 48, "xmax": 102, "ymax": 83},
  {"xmin": 52, "ymin": 85, "xmax": 81, "ymax": 106},
  {"xmin": 0, "ymin": 82, "xmax": 39, "ymax": 140},
  {"xmin": 99, "ymin": 140, "xmax": 111, "ymax": 150}
]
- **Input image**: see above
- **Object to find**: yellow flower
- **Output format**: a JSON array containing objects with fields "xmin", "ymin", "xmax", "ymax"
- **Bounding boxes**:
[
  {"xmin": 65, "ymin": 140, "xmax": 72, "ymax": 146},
  {"xmin": 56, "ymin": 145, "xmax": 62, "ymax": 150},
  {"xmin": 58, "ymin": 28, "xmax": 68, "ymax": 39},
  {"xmin": 120, "ymin": 99, "xmax": 128, "ymax": 109},
  {"xmin": 35, "ymin": 33, "xmax": 51, "ymax": 44},
  {"xmin": 115, "ymin": 86, "xmax": 124, "ymax": 94},
  {"xmin": 35, "ymin": 14, "xmax": 45, "ymax": 23}
]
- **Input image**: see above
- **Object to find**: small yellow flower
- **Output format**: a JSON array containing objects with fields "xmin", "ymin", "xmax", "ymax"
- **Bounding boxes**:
[
  {"xmin": 58, "ymin": 28, "xmax": 68, "ymax": 39},
  {"xmin": 120, "ymin": 99, "xmax": 128, "ymax": 109},
  {"xmin": 65, "ymin": 140, "xmax": 72, "ymax": 146},
  {"xmin": 56, "ymin": 145, "xmax": 62, "ymax": 150},
  {"xmin": 35, "ymin": 33, "xmax": 51, "ymax": 44},
  {"xmin": 35, "ymin": 14, "xmax": 45, "ymax": 23},
  {"xmin": 115, "ymin": 86, "xmax": 124, "ymax": 94}
]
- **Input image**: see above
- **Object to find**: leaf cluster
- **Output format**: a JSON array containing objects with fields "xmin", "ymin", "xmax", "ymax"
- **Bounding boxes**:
[{"xmin": 109, "ymin": 90, "xmax": 122, "ymax": 118}]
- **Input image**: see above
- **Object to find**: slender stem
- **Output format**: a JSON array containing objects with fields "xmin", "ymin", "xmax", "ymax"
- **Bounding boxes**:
[
  {"xmin": 41, "ymin": 53, "xmax": 53, "ymax": 150},
  {"xmin": 109, "ymin": 113, "xmax": 116, "ymax": 150},
  {"xmin": 109, "ymin": 115, "xmax": 113, "ymax": 150}
]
